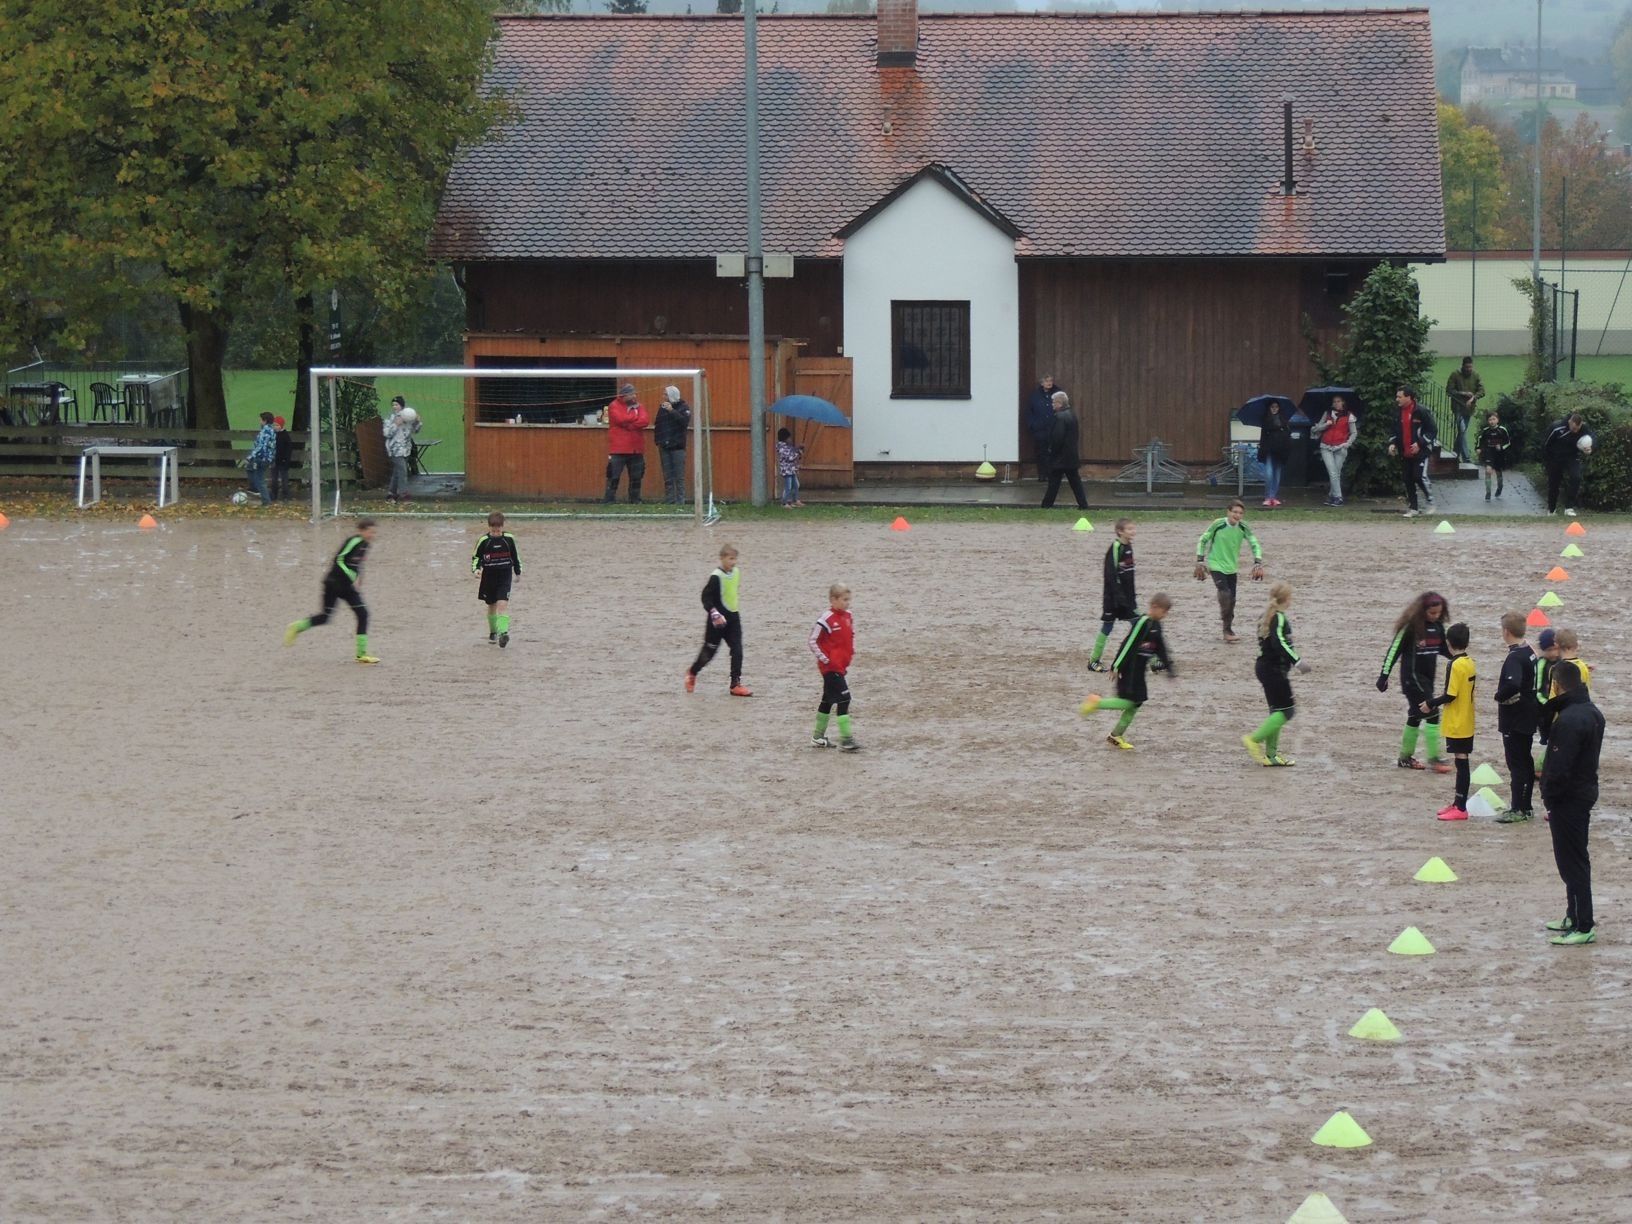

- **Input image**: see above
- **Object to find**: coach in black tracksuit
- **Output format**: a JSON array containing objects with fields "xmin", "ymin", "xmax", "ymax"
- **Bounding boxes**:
[
  {"xmin": 1493, "ymin": 613, "xmax": 1539, "ymax": 820},
  {"xmin": 1540, "ymin": 662, "xmax": 1605, "ymax": 940},
  {"xmin": 1542, "ymin": 414, "xmax": 1585, "ymax": 515}
]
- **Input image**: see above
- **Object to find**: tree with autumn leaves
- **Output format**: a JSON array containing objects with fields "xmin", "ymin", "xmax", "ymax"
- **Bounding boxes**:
[
  {"xmin": 1439, "ymin": 101, "xmax": 1632, "ymax": 254},
  {"xmin": 0, "ymin": 1, "xmax": 504, "ymax": 430}
]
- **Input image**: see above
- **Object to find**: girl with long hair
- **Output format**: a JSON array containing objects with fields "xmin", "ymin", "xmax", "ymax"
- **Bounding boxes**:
[
  {"xmin": 1244, "ymin": 583, "xmax": 1310, "ymax": 766},
  {"xmin": 1377, "ymin": 592, "xmax": 1453, "ymax": 771}
]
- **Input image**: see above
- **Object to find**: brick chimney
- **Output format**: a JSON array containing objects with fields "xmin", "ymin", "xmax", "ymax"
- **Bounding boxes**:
[{"xmin": 877, "ymin": 0, "xmax": 917, "ymax": 69}]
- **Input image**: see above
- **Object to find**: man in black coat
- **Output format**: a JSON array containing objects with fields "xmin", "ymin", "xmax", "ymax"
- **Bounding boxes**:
[
  {"xmin": 1540, "ymin": 661, "xmax": 1605, "ymax": 945},
  {"xmin": 1041, "ymin": 391, "xmax": 1088, "ymax": 510},
  {"xmin": 1024, "ymin": 374, "xmax": 1065, "ymax": 481},
  {"xmin": 653, "ymin": 385, "xmax": 692, "ymax": 505},
  {"xmin": 1542, "ymin": 413, "xmax": 1586, "ymax": 517},
  {"xmin": 1385, "ymin": 385, "xmax": 1437, "ymax": 518}
]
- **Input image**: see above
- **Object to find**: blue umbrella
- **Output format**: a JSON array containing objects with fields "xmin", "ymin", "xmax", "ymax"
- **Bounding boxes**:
[
  {"xmin": 770, "ymin": 394, "xmax": 851, "ymax": 428},
  {"xmin": 1235, "ymin": 395, "xmax": 1297, "ymax": 428}
]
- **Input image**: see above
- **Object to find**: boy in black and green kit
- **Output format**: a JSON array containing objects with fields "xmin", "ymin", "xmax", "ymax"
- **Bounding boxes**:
[
  {"xmin": 471, "ymin": 511, "xmax": 522, "ymax": 647},
  {"xmin": 1089, "ymin": 517, "xmax": 1137, "ymax": 672},
  {"xmin": 1080, "ymin": 593, "xmax": 1174, "ymax": 750},
  {"xmin": 1194, "ymin": 499, "xmax": 1264, "ymax": 642},
  {"xmin": 284, "ymin": 518, "xmax": 379, "ymax": 663}
]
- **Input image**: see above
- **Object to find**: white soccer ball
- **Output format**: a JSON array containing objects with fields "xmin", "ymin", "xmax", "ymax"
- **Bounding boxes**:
[
  {"xmin": 1577, "ymin": 433, "xmax": 1593, "ymax": 454},
  {"xmin": 231, "ymin": 491, "xmax": 249, "ymax": 506},
  {"xmin": 399, "ymin": 406, "xmax": 419, "ymax": 425}
]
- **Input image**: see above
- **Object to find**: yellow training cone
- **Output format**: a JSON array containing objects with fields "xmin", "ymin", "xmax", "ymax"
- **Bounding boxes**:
[
  {"xmin": 1287, "ymin": 1192, "xmax": 1350, "ymax": 1223},
  {"xmin": 975, "ymin": 460, "xmax": 997, "ymax": 480},
  {"xmin": 1072, "ymin": 517, "xmax": 1094, "ymax": 532},
  {"xmin": 1433, "ymin": 519, "xmax": 1455, "ymax": 534},
  {"xmin": 1348, "ymin": 1007, "xmax": 1402, "ymax": 1042},
  {"xmin": 1538, "ymin": 590, "xmax": 1563, "ymax": 608},
  {"xmin": 1562, "ymin": 542, "xmax": 1584, "ymax": 558},
  {"xmin": 1388, "ymin": 926, "xmax": 1435, "ymax": 955},
  {"xmin": 1414, "ymin": 856, "xmax": 1458, "ymax": 883},
  {"xmin": 1469, "ymin": 762, "xmax": 1504, "ymax": 786},
  {"xmin": 1473, "ymin": 785, "xmax": 1507, "ymax": 812},
  {"xmin": 1312, "ymin": 1110, "xmax": 1373, "ymax": 1148}
]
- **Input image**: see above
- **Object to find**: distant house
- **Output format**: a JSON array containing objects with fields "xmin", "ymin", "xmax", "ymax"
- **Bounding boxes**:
[
  {"xmin": 434, "ymin": 4, "xmax": 1444, "ymax": 496},
  {"xmin": 1457, "ymin": 47, "xmax": 1617, "ymax": 108}
]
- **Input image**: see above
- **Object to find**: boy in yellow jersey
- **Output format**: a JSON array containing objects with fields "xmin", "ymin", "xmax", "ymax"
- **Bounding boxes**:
[
  {"xmin": 1425, "ymin": 622, "xmax": 1476, "ymax": 819},
  {"xmin": 1551, "ymin": 628, "xmax": 1590, "ymax": 697},
  {"xmin": 685, "ymin": 544, "xmax": 752, "ymax": 696}
]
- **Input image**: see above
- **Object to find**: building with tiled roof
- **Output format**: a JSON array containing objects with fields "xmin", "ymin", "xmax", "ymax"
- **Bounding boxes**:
[{"xmin": 436, "ymin": 4, "xmax": 1444, "ymax": 493}]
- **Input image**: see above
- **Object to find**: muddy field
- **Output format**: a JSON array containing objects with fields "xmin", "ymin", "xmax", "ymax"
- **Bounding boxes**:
[{"xmin": 2, "ymin": 513, "xmax": 1629, "ymax": 1222}]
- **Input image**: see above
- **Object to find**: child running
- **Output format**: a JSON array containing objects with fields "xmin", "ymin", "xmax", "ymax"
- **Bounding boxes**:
[
  {"xmin": 284, "ymin": 518, "xmax": 379, "ymax": 663},
  {"xmin": 1089, "ymin": 517, "xmax": 1137, "ymax": 671},
  {"xmin": 1377, "ymin": 592, "xmax": 1453, "ymax": 772},
  {"xmin": 685, "ymin": 544, "xmax": 752, "ymax": 696},
  {"xmin": 808, "ymin": 582, "xmax": 858, "ymax": 751},
  {"xmin": 1493, "ymin": 612, "xmax": 1539, "ymax": 824},
  {"xmin": 1478, "ymin": 411, "xmax": 1511, "ymax": 500},
  {"xmin": 1079, "ymin": 593, "xmax": 1174, "ymax": 750},
  {"xmin": 1194, "ymin": 500, "xmax": 1264, "ymax": 643},
  {"xmin": 1243, "ymin": 582, "xmax": 1311, "ymax": 767},
  {"xmin": 471, "ymin": 511, "xmax": 522, "ymax": 648},
  {"xmin": 1424, "ymin": 622, "xmax": 1476, "ymax": 819}
]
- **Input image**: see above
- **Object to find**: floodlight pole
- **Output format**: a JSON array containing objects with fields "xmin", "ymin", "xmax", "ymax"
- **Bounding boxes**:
[
  {"xmin": 308, "ymin": 367, "xmax": 322, "ymax": 524},
  {"xmin": 1531, "ymin": 0, "xmax": 1543, "ymax": 289},
  {"xmin": 745, "ymin": 0, "xmax": 768, "ymax": 506}
]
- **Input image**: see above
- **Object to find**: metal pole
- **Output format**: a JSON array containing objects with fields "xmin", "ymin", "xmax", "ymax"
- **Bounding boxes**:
[
  {"xmin": 1570, "ymin": 290, "xmax": 1579, "ymax": 379},
  {"xmin": 308, "ymin": 367, "xmax": 322, "ymax": 524},
  {"xmin": 1559, "ymin": 174, "xmax": 1568, "ymax": 295},
  {"xmin": 1531, "ymin": 0, "xmax": 1543, "ymax": 289},
  {"xmin": 744, "ymin": 2, "xmax": 768, "ymax": 506},
  {"xmin": 1470, "ymin": 179, "xmax": 1478, "ymax": 359},
  {"xmin": 328, "ymin": 377, "xmax": 341, "ymax": 518}
]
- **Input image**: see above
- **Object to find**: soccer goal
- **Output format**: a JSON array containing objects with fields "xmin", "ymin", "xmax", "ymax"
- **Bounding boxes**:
[{"xmin": 307, "ymin": 365, "xmax": 719, "ymax": 525}]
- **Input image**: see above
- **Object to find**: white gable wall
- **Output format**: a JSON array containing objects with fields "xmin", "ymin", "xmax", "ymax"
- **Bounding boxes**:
[{"xmin": 843, "ymin": 177, "xmax": 1019, "ymax": 463}]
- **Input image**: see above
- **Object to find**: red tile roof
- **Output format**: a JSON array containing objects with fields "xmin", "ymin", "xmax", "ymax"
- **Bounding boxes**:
[{"xmin": 433, "ymin": 10, "xmax": 1444, "ymax": 262}]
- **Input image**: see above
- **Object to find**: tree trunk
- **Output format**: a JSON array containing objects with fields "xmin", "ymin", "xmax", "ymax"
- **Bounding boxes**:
[
  {"xmin": 293, "ymin": 291, "xmax": 315, "ymax": 433},
  {"xmin": 179, "ymin": 301, "xmax": 231, "ymax": 431}
]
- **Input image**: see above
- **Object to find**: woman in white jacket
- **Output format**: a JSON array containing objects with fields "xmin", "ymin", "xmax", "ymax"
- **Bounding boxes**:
[
  {"xmin": 1313, "ymin": 395, "xmax": 1358, "ymax": 507},
  {"xmin": 382, "ymin": 395, "xmax": 421, "ymax": 502}
]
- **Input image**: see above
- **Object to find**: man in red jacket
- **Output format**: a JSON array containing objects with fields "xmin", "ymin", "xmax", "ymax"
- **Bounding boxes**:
[{"xmin": 604, "ymin": 382, "xmax": 650, "ymax": 503}]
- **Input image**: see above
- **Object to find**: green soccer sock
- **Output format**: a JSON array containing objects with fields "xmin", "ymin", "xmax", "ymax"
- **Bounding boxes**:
[
  {"xmin": 837, "ymin": 714, "xmax": 852, "ymax": 739},
  {"xmin": 292, "ymin": 618, "xmax": 312, "ymax": 634},
  {"xmin": 487, "ymin": 613, "xmax": 497, "ymax": 633},
  {"xmin": 814, "ymin": 711, "xmax": 831, "ymax": 738},
  {"xmin": 1250, "ymin": 711, "xmax": 1287, "ymax": 744},
  {"xmin": 1266, "ymin": 728, "xmax": 1282, "ymax": 757},
  {"xmin": 1401, "ymin": 724, "xmax": 1421, "ymax": 758},
  {"xmin": 497, "ymin": 614, "xmax": 510, "ymax": 634},
  {"xmin": 1484, "ymin": 474, "xmax": 1492, "ymax": 496},
  {"xmin": 1112, "ymin": 707, "xmax": 1138, "ymax": 736},
  {"xmin": 356, "ymin": 633, "xmax": 369, "ymax": 657},
  {"xmin": 1090, "ymin": 631, "xmax": 1109, "ymax": 664},
  {"xmin": 1424, "ymin": 723, "xmax": 1443, "ymax": 761}
]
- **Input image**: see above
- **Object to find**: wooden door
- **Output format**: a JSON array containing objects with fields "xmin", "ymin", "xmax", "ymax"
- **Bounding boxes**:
[{"xmin": 786, "ymin": 357, "xmax": 853, "ymax": 489}]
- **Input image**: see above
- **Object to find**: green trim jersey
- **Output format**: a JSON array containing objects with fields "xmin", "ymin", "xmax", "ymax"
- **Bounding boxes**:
[
  {"xmin": 1196, "ymin": 517, "xmax": 1262, "ymax": 575},
  {"xmin": 327, "ymin": 534, "xmax": 369, "ymax": 584},
  {"xmin": 471, "ymin": 532, "xmax": 523, "ymax": 576},
  {"xmin": 1258, "ymin": 610, "xmax": 1300, "ymax": 669}
]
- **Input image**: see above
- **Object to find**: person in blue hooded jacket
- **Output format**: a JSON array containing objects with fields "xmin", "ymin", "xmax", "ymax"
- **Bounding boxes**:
[{"xmin": 1024, "ymin": 374, "xmax": 1065, "ymax": 480}]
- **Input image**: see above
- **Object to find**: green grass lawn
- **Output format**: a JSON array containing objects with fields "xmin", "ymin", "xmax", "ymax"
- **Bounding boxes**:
[
  {"xmin": 225, "ymin": 370, "xmax": 467, "ymax": 472},
  {"xmin": 1429, "ymin": 355, "xmax": 1632, "ymax": 404}
]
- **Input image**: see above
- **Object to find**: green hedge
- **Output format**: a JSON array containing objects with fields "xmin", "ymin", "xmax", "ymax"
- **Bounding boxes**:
[{"xmin": 1494, "ymin": 381, "xmax": 1632, "ymax": 511}]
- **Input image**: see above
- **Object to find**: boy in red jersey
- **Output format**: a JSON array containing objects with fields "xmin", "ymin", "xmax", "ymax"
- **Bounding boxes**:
[{"xmin": 808, "ymin": 582, "xmax": 859, "ymax": 751}]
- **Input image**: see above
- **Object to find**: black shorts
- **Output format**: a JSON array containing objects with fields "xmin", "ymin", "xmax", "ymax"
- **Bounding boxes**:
[
  {"xmin": 1444, "ymin": 735, "xmax": 1474, "ymax": 755},
  {"xmin": 478, "ymin": 570, "xmax": 513, "ymax": 604},
  {"xmin": 820, "ymin": 670, "xmax": 851, "ymax": 707},
  {"xmin": 1255, "ymin": 657, "xmax": 1294, "ymax": 712},
  {"xmin": 1115, "ymin": 668, "xmax": 1148, "ymax": 705},
  {"xmin": 1480, "ymin": 451, "xmax": 1507, "ymax": 470}
]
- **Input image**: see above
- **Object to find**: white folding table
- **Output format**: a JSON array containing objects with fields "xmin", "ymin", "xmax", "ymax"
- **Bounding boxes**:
[{"xmin": 77, "ymin": 445, "xmax": 181, "ymax": 508}]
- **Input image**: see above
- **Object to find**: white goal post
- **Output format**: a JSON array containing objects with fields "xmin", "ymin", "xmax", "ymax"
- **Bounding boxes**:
[{"xmin": 307, "ymin": 365, "xmax": 718, "ymax": 525}]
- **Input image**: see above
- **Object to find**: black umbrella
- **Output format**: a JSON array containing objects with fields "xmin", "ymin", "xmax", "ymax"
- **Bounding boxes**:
[
  {"xmin": 1298, "ymin": 387, "xmax": 1364, "ymax": 422},
  {"xmin": 1235, "ymin": 395, "xmax": 1297, "ymax": 428}
]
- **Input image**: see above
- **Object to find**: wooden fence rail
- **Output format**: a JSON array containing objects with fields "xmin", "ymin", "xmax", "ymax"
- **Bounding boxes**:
[{"xmin": 0, "ymin": 424, "xmax": 357, "ymax": 484}]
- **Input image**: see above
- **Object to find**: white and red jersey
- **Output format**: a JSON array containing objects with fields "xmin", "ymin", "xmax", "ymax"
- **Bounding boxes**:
[{"xmin": 809, "ymin": 608, "xmax": 854, "ymax": 674}]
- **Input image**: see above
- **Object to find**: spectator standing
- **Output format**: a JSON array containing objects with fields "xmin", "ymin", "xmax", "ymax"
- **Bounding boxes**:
[
  {"xmin": 271, "ymin": 415, "xmax": 294, "ymax": 503},
  {"xmin": 1025, "ymin": 375, "xmax": 1065, "ymax": 481},
  {"xmin": 246, "ymin": 411, "xmax": 277, "ymax": 506},
  {"xmin": 382, "ymin": 395, "xmax": 420, "ymax": 503},
  {"xmin": 776, "ymin": 428, "xmax": 805, "ymax": 507},
  {"xmin": 1542, "ymin": 412, "xmax": 1586, "ymax": 517},
  {"xmin": 1256, "ymin": 399, "xmax": 1290, "ymax": 507},
  {"xmin": 1313, "ymin": 395, "xmax": 1358, "ymax": 506},
  {"xmin": 604, "ymin": 383, "xmax": 650, "ymax": 503},
  {"xmin": 1386, "ymin": 385, "xmax": 1436, "ymax": 518},
  {"xmin": 1445, "ymin": 356, "xmax": 1484, "ymax": 463},
  {"xmin": 653, "ymin": 385, "xmax": 692, "ymax": 505},
  {"xmin": 1540, "ymin": 661, "xmax": 1605, "ymax": 946},
  {"xmin": 1040, "ymin": 391, "xmax": 1088, "ymax": 510}
]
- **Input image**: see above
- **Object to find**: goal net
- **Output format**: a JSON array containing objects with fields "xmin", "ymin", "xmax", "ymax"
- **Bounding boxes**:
[{"xmin": 307, "ymin": 365, "xmax": 719, "ymax": 525}]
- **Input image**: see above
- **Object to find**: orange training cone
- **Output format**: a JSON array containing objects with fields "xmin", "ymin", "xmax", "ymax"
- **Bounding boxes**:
[
  {"xmin": 1565, "ymin": 521, "xmax": 1586, "ymax": 536},
  {"xmin": 1526, "ymin": 608, "xmax": 1550, "ymax": 628},
  {"xmin": 0, "ymin": 511, "xmax": 9, "ymax": 529},
  {"xmin": 890, "ymin": 516, "xmax": 911, "ymax": 532},
  {"xmin": 138, "ymin": 513, "xmax": 158, "ymax": 529},
  {"xmin": 1546, "ymin": 566, "xmax": 1570, "ymax": 582}
]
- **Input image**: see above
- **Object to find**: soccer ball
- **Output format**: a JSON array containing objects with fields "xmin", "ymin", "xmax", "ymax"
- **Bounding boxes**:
[
  {"xmin": 399, "ymin": 406, "xmax": 419, "ymax": 425},
  {"xmin": 231, "ymin": 491, "xmax": 249, "ymax": 506},
  {"xmin": 1577, "ymin": 433, "xmax": 1594, "ymax": 454}
]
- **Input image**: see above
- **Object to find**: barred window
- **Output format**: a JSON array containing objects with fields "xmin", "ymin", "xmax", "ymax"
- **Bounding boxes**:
[{"xmin": 890, "ymin": 301, "xmax": 971, "ymax": 399}]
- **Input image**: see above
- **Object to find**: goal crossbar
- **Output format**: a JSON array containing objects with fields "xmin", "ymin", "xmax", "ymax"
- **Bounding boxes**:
[{"xmin": 307, "ymin": 365, "xmax": 715, "ymax": 525}]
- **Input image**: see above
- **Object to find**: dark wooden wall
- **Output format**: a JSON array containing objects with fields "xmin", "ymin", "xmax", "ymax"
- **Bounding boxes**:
[
  {"xmin": 1019, "ymin": 260, "xmax": 1373, "ymax": 464},
  {"xmin": 466, "ymin": 261, "xmax": 844, "ymax": 357}
]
